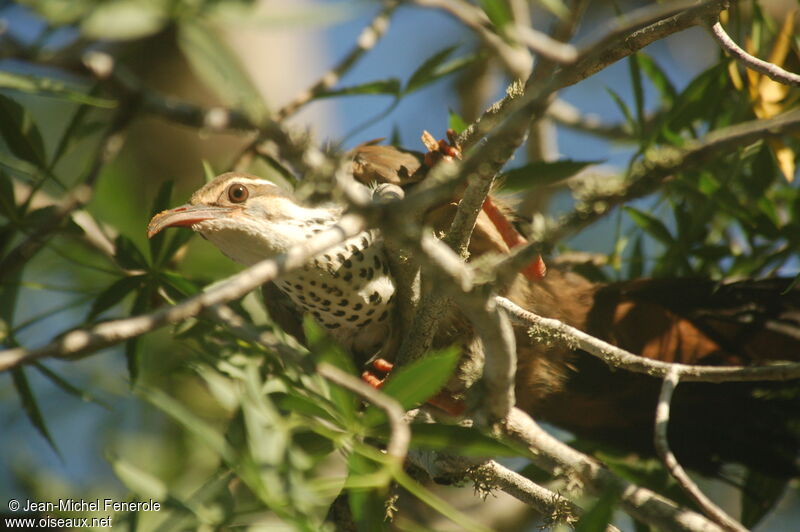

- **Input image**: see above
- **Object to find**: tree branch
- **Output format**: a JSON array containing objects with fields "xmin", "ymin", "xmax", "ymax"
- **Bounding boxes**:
[
  {"xmin": 709, "ymin": 19, "xmax": 800, "ymax": 87},
  {"xmin": 495, "ymin": 295, "xmax": 800, "ymax": 383},
  {"xmin": 654, "ymin": 368, "xmax": 748, "ymax": 532}
]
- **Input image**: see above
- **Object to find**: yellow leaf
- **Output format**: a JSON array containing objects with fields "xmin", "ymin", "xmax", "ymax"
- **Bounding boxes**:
[
  {"xmin": 727, "ymin": 60, "xmax": 744, "ymax": 90},
  {"xmin": 756, "ymin": 9, "xmax": 796, "ymax": 113},
  {"xmin": 769, "ymin": 138, "xmax": 796, "ymax": 182}
]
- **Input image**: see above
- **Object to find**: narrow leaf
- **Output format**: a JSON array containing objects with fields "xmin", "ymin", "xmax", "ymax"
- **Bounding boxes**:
[
  {"xmin": 177, "ymin": 20, "xmax": 267, "ymax": 123},
  {"xmin": 501, "ymin": 159, "xmax": 601, "ymax": 191},
  {"xmin": 12, "ymin": 367, "xmax": 60, "ymax": 457},
  {"xmin": 363, "ymin": 347, "xmax": 460, "ymax": 426},
  {"xmin": 624, "ymin": 207, "xmax": 674, "ymax": 245},
  {"xmin": 0, "ymin": 94, "xmax": 46, "ymax": 167},
  {"xmin": 317, "ymin": 79, "xmax": 401, "ymax": 98},
  {"xmin": 0, "ymin": 71, "xmax": 116, "ymax": 108},
  {"xmin": 114, "ymin": 235, "xmax": 148, "ymax": 270},
  {"xmin": 149, "ymin": 180, "xmax": 174, "ymax": 265},
  {"xmin": 405, "ymin": 45, "xmax": 458, "ymax": 94},
  {"xmin": 87, "ymin": 274, "xmax": 145, "ymax": 320},
  {"xmin": 81, "ymin": 0, "xmax": 167, "ymax": 41}
]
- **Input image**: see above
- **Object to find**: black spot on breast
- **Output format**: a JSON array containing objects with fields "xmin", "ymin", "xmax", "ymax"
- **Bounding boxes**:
[
  {"xmin": 331, "ymin": 287, "xmax": 344, "ymax": 297},
  {"xmin": 373, "ymin": 256, "xmax": 381, "ymax": 269},
  {"xmin": 361, "ymin": 236, "xmax": 369, "ymax": 248},
  {"xmin": 294, "ymin": 284, "xmax": 303, "ymax": 290},
  {"xmin": 378, "ymin": 310, "xmax": 388, "ymax": 321},
  {"xmin": 326, "ymin": 323, "xmax": 340, "ymax": 329},
  {"xmin": 283, "ymin": 285, "xmax": 293, "ymax": 292},
  {"xmin": 322, "ymin": 299, "xmax": 331, "ymax": 306},
  {"xmin": 367, "ymin": 268, "xmax": 374, "ymax": 279},
  {"xmin": 369, "ymin": 292, "xmax": 382, "ymax": 304},
  {"xmin": 337, "ymin": 253, "xmax": 345, "ymax": 263},
  {"xmin": 320, "ymin": 307, "xmax": 330, "ymax": 312},
  {"xmin": 359, "ymin": 268, "xmax": 367, "ymax": 278},
  {"xmin": 312, "ymin": 311, "xmax": 321, "ymax": 318},
  {"xmin": 354, "ymin": 249, "xmax": 364, "ymax": 261},
  {"xmin": 366, "ymin": 308, "xmax": 375, "ymax": 316},
  {"xmin": 333, "ymin": 310, "xmax": 345, "ymax": 317},
  {"xmin": 353, "ymin": 303, "xmax": 363, "ymax": 311},
  {"xmin": 382, "ymin": 262, "xmax": 390, "ymax": 274},
  {"xmin": 297, "ymin": 295, "xmax": 306, "ymax": 302},
  {"xmin": 338, "ymin": 299, "xmax": 349, "ymax": 307},
  {"xmin": 344, "ymin": 259, "xmax": 352, "ymax": 268},
  {"xmin": 347, "ymin": 315, "xmax": 359, "ymax": 322},
  {"xmin": 343, "ymin": 272, "xmax": 353, "ymax": 282},
  {"xmin": 361, "ymin": 318, "xmax": 372, "ymax": 326},
  {"xmin": 321, "ymin": 282, "xmax": 329, "ymax": 289}
]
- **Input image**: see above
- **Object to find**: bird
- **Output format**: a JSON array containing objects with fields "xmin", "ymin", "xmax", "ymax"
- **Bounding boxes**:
[{"xmin": 148, "ymin": 138, "xmax": 800, "ymax": 494}]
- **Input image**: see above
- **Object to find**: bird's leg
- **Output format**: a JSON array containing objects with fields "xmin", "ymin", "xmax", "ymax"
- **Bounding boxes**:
[
  {"xmin": 420, "ymin": 130, "xmax": 546, "ymax": 281},
  {"xmin": 361, "ymin": 358, "xmax": 466, "ymax": 416}
]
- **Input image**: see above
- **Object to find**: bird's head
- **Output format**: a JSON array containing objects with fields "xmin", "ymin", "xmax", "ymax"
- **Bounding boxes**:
[{"xmin": 147, "ymin": 172, "xmax": 338, "ymax": 265}]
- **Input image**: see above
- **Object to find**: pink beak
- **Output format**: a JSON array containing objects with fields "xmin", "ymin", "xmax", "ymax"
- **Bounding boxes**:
[{"xmin": 146, "ymin": 204, "xmax": 233, "ymax": 238}]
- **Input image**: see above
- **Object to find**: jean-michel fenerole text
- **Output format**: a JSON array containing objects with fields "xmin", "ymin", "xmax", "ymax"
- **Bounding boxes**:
[{"xmin": 21, "ymin": 498, "xmax": 161, "ymax": 513}]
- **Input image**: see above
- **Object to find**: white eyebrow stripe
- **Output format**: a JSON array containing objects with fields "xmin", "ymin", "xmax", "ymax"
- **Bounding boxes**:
[{"xmin": 234, "ymin": 178, "xmax": 277, "ymax": 188}]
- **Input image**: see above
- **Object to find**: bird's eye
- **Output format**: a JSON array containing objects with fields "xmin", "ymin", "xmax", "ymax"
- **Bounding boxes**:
[{"xmin": 227, "ymin": 183, "xmax": 249, "ymax": 203}]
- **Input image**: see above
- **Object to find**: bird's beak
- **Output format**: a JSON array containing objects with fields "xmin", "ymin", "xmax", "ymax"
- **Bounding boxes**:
[{"xmin": 147, "ymin": 204, "xmax": 234, "ymax": 238}]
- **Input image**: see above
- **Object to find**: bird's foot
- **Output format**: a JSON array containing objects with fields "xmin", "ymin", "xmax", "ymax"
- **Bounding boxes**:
[{"xmin": 361, "ymin": 358, "xmax": 466, "ymax": 416}]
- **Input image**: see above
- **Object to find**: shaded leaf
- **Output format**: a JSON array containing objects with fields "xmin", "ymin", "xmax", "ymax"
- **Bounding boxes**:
[
  {"xmin": 636, "ymin": 53, "xmax": 677, "ymax": 107},
  {"xmin": 159, "ymin": 271, "xmax": 200, "ymax": 298},
  {"xmin": 177, "ymin": 20, "xmax": 267, "ymax": 123},
  {"xmin": 81, "ymin": 0, "xmax": 167, "ymax": 41},
  {"xmin": 740, "ymin": 471, "xmax": 788, "ymax": 528},
  {"xmin": 628, "ymin": 54, "xmax": 645, "ymax": 137},
  {"xmin": 448, "ymin": 109, "xmax": 468, "ymax": 135},
  {"xmin": 88, "ymin": 274, "xmax": 145, "ymax": 320},
  {"xmin": 403, "ymin": 424, "xmax": 527, "ymax": 457},
  {"xmin": 605, "ymin": 87, "xmax": 636, "ymax": 133},
  {"xmin": 0, "ymin": 71, "xmax": 116, "ymax": 108},
  {"xmin": 0, "ymin": 170, "xmax": 16, "ymax": 219},
  {"xmin": 363, "ymin": 347, "xmax": 460, "ymax": 426},
  {"xmin": 347, "ymin": 452, "xmax": 389, "ymax": 532},
  {"xmin": 501, "ymin": 159, "xmax": 601, "ymax": 191},
  {"xmin": 478, "ymin": 0, "xmax": 511, "ymax": 29},
  {"xmin": 114, "ymin": 235, "xmax": 148, "ymax": 270},
  {"xmin": 109, "ymin": 456, "xmax": 168, "ymax": 499},
  {"xmin": 624, "ymin": 207, "xmax": 674, "ymax": 245},
  {"xmin": 317, "ymin": 79, "xmax": 401, "ymax": 99},
  {"xmin": 304, "ymin": 318, "xmax": 358, "ymax": 421},
  {"xmin": 11, "ymin": 367, "xmax": 60, "ymax": 457},
  {"xmin": 406, "ymin": 49, "xmax": 479, "ymax": 95},
  {"xmin": 149, "ymin": 180, "xmax": 174, "ymax": 265},
  {"xmin": 575, "ymin": 489, "xmax": 619, "ymax": 532},
  {"xmin": 406, "ymin": 45, "xmax": 458, "ymax": 94},
  {"xmin": 33, "ymin": 362, "xmax": 111, "ymax": 410},
  {"xmin": 0, "ymin": 94, "xmax": 46, "ymax": 167}
]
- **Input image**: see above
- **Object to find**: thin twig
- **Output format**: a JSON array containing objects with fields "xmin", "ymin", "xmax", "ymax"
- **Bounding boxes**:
[
  {"xmin": 710, "ymin": 19, "xmax": 800, "ymax": 87},
  {"xmin": 276, "ymin": 1, "xmax": 399, "ymax": 120},
  {"xmin": 0, "ymin": 215, "xmax": 366, "ymax": 372},
  {"xmin": 504, "ymin": 408, "xmax": 724, "ymax": 532},
  {"xmin": 318, "ymin": 362, "xmax": 409, "ymax": 461},
  {"xmin": 654, "ymin": 368, "xmax": 748, "ymax": 532},
  {"xmin": 495, "ymin": 296, "xmax": 800, "ymax": 383},
  {"xmin": 412, "ymin": 0, "xmax": 532, "ymax": 79}
]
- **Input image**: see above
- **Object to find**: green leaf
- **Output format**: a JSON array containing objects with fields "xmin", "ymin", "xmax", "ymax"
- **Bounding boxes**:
[
  {"xmin": 501, "ymin": 159, "xmax": 601, "ymax": 191},
  {"xmin": 149, "ymin": 180, "xmax": 174, "ymax": 265},
  {"xmin": 11, "ymin": 367, "xmax": 60, "ymax": 457},
  {"xmin": 627, "ymin": 234, "xmax": 644, "ymax": 279},
  {"xmin": 363, "ymin": 347, "xmax": 460, "ymax": 426},
  {"xmin": 88, "ymin": 274, "xmax": 145, "ymax": 320},
  {"xmin": 138, "ymin": 385, "xmax": 232, "ymax": 462},
  {"xmin": 575, "ymin": 489, "xmax": 619, "ymax": 532},
  {"xmin": 114, "ymin": 235, "xmax": 148, "ymax": 270},
  {"xmin": 404, "ymin": 424, "xmax": 527, "ymax": 457},
  {"xmin": 0, "ymin": 170, "xmax": 16, "ymax": 219},
  {"xmin": 177, "ymin": 20, "xmax": 268, "ymax": 123},
  {"xmin": 0, "ymin": 71, "xmax": 117, "ymax": 108},
  {"xmin": 27, "ymin": 0, "xmax": 94, "ymax": 25},
  {"xmin": 405, "ymin": 47, "xmax": 478, "ymax": 95},
  {"xmin": 109, "ymin": 456, "xmax": 168, "ymax": 499},
  {"xmin": 347, "ymin": 452, "xmax": 390, "ymax": 532},
  {"xmin": 740, "ymin": 471, "xmax": 788, "ymax": 528},
  {"xmin": 304, "ymin": 318, "xmax": 358, "ymax": 421},
  {"xmin": 636, "ymin": 53, "xmax": 677, "ymax": 107},
  {"xmin": 628, "ymin": 54, "xmax": 645, "ymax": 137},
  {"xmin": 605, "ymin": 87, "xmax": 636, "ymax": 134},
  {"xmin": 624, "ymin": 207, "xmax": 674, "ymax": 246},
  {"xmin": 201, "ymin": 160, "xmax": 216, "ymax": 183},
  {"xmin": 33, "ymin": 362, "xmax": 111, "ymax": 410},
  {"xmin": 0, "ymin": 94, "xmax": 46, "ymax": 167},
  {"xmin": 478, "ymin": 0, "xmax": 511, "ymax": 29},
  {"xmin": 81, "ymin": 0, "xmax": 167, "ymax": 41},
  {"xmin": 448, "ymin": 110, "xmax": 468, "ymax": 135},
  {"xmin": 317, "ymin": 79, "xmax": 401, "ymax": 98},
  {"xmin": 159, "ymin": 271, "xmax": 200, "ymax": 298}
]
